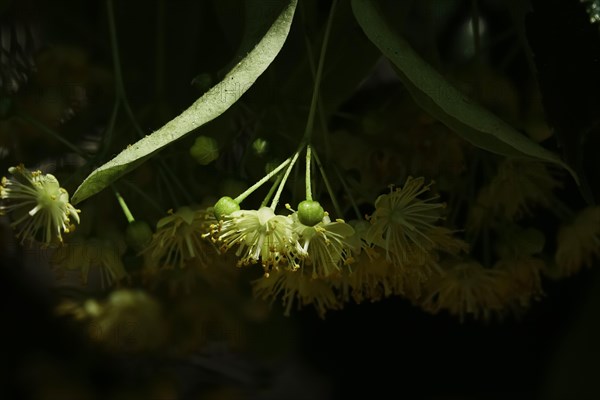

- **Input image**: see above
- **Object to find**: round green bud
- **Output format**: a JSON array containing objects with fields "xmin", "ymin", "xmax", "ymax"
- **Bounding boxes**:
[
  {"xmin": 125, "ymin": 220, "xmax": 153, "ymax": 250},
  {"xmin": 252, "ymin": 138, "xmax": 269, "ymax": 156},
  {"xmin": 297, "ymin": 200, "xmax": 325, "ymax": 227},
  {"xmin": 213, "ymin": 196, "xmax": 240, "ymax": 220},
  {"xmin": 190, "ymin": 136, "xmax": 219, "ymax": 165}
]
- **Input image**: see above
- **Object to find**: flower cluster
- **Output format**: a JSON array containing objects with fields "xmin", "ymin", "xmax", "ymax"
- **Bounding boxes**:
[
  {"xmin": 0, "ymin": 164, "xmax": 80, "ymax": 245},
  {"xmin": 555, "ymin": 206, "xmax": 600, "ymax": 277},
  {"xmin": 467, "ymin": 159, "xmax": 562, "ymax": 232},
  {"xmin": 209, "ymin": 170, "xmax": 469, "ymax": 317},
  {"xmin": 210, "ymin": 206, "xmax": 357, "ymax": 277},
  {"xmin": 420, "ymin": 256, "xmax": 545, "ymax": 321},
  {"xmin": 140, "ymin": 206, "xmax": 235, "ymax": 292},
  {"xmin": 350, "ymin": 177, "xmax": 469, "ymax": 301},
  {"xmin": 211, "ymin": 206, "xmax": 300, "ymax": 271},
  {"xmin": 143, "ymin": 206, "xmax": 216, "ymax": 270},
  {"xmin": 52, "ymin": 236, "xmax": 128, "ymax": 288}
]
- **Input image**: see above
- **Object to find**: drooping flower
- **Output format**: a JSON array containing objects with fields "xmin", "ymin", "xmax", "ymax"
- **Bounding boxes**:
[
  {"xmin": 365, "ymin": 177, "xmax": 465, "ymax": 273},
  {"xmin": 211, "ymin": 206, "xmax": 300, "ymax": 271},
  {"xmin": 468, "ymin": 159, "xmax": 562, "ymax": 231},
  {"xmin": 52, "ymin": 236, "xmax": 128, "ymax": 288},
  {"xmin": 252, "ymin": 268, "xmax": 341, "ymax": 318},
  {"xmin": 0, "ymin": 164, "xmax": 80, "ymax": 245},
  {"xmin": 494, "ymin": 256, "xmax": 544, "ymax": 309},
  {"xmin": 341, "ymin": 218, "xmax": 456, "ymax": 304},
  {"xmin": 57, "ymin": 290, "xmax": 166, "ymax": 352},
  {"xmin": 340, "ymin": 247, "xmax": 394, "ymax": 303},
  {"xmin": 419, "ymin": 260, "xmax": 509, "ymax": 321},
  {"xmin": 291, "ymin": 212, "xmax": 356, "ymax": 278},
  {"xmin": 554, "ymin": 206, "xmax": 600, "ymax": 277},
  {"xmin": 144, "ymin": 206, "xmax": 216, "ymax": 269}
]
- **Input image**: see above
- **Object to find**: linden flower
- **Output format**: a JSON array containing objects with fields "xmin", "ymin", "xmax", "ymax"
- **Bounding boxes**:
[
  {"xmin": 365, "ymin": 177, "xmax": 449, "ymax": 267},
  {"xmin": 341, "ymin": 247, "xmax": 394, "ymax": 303},
  {"xmin": 58, "ymin": 290, "xmax": 166, "ymax": 352},
  {"xmin": 0, "ymin": 164, "xmax": 80, "ymax": 245},
  {"xmin": 253, "ymin": 268, "xmax": 341, "ymax": 318},
  {"xmin": 555, "ymin": 206, "xmax": 600, "ymax": 277},
  {"xmin": 468, "ymin": 159, "xmax": 562, "ymax": 231},
  {"xmin": 494, "ymin": 257, "xmax": 544, "ymax": 308},
  {"xmin": 419, "ymin": 261, "xmax": 509, "ymax": 321},
  {"xmin": 52, "ymin": 237, "xmax": 128, "ymax": 288},
  {"xmin": 144, "ymin": 207, "xmax": 215, "ymax": 269},
  {"xmin": 211, "ymin": 206, "xmax": 300, "ymax": 271},
  {"xmin": 292, "ymin": 212, "xmax": 356, "ymax": 278}
]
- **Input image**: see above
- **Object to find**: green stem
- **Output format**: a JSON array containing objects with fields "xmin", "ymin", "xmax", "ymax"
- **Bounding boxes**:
[
  {"xmin": 261, "ymin": 172, "xmax": 284, "ymax": 208},
  {"xmin": 471, "ymin": 0, "xmax": 482, "ymax": 98},
  {"xmin": 312, "ymin": 148, "xmax": 342, "ymax": 218},
  {"xmin": 160, "ymin": 159, "xmax": 194, "ymax": 204},
  {"xmin": 334, "ymin": 165, "xmax": 361, "ymax": 220},
  {"xmin": 471, "ymin": 0, "xmax": 481, "ymax": 64},
  {"xmin": 16, "ymin": 112, "xmax": 87, "ymax": 158},
  {"xmin": 106, "ymin": 0, "xmax": 194, "ymax": 205},
  {"xmin": 301, "ymin": 0, "xmax": 337, "ymax": 143},
  {"xmin": 270, "ymin": 151, "xmax": 301, "ymax": 210},
  {"xmin": 317, "ymin": 98, "xmax": 331, "ymax": 156},
  {"xmin": 107, "ymin": 0, "xmax": 124, "ymax": 97},
  {"xmin": 305, "ymin": 145, "xmax": 313, "ymax": 201},
  {"xmin": 121, "ymin": 179, "xmax": 164, "ymax": 213},
  {"xmin": 158, "ymin": 167, "xmax": 179, "ymax": 208},
  {"xmin": 112, "ymin": 186, "xmax": 135, "ymax": 223},
  {"xmin": 234, "ymin": 157, "xmax": 292, "ymax": 204},
  {"xmin": 155, "ymin": 0, "xmax": 166, "ymax": 102},
  {"xmin": 99, "ymin": 97, "xmax": 121, "ymax": 159},
  {"xmin": 303, "ymin": 32, "xmax": 332, "ymax": 163}
]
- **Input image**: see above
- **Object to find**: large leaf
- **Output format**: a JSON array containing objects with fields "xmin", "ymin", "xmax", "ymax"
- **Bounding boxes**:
[
  {"xmin": 351, "ymin": 0, "xmax": 578, "ymax": 183},
  {"xmin": 72, "ymin": 0, "xmax": 298, "ymax": 204}
]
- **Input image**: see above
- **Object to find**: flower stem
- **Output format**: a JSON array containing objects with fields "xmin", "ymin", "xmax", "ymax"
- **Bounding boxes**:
[
  {"xmin": 158, "ymin": 167, "xmax": 180, "ymax": 208},
  {"xmin": 107, "ymin": 0, "xmax": 124, "ymax": 97},
  {"xmin": 270, "ymin": 151, "xmax": 301, "ymax": 210},
  {"xmin": 305, "ymin": 145, "xmax": 313, "ymax": 201},
  {"xmin": 106, "ymin": 0, "xmax": 193, "ymax": 205},
  {"xmin": 312, "ymin": 148, "xmax": 342, "ymax": 218},
  {"xmin": 261, "ymin": 172, "xmax": 284, "ymax": 208},
  {"xmin": 301, "ymin": 0, "xmax": 337, "ymax": 143},
  {"xmin": 16, "ymin": 112, "xmax": 87, "ymax": 158},
  {"xmin": 334, "ymin": 165, "xmax": 361, "ymax": 220},
  {"xmin": 112, "ymin": 186, "xmax": 135, "ymax": 223},
  {"xmin": 234, "ymin": 157, "xmax": 292, "ymax": 204},
  {"xmin": 121, "ymin": 179, "xmax": 164, "ymax": 214}
]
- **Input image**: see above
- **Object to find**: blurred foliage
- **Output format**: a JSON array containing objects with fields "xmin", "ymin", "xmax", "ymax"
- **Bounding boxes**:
[{"xmin": 1, "ymin": 0, "xmax": 599, "ymax": 399}]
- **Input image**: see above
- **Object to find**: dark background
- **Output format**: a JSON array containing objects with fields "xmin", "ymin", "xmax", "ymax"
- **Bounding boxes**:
[{"xmin": 1, "ymin": 0, "xmax": 600, "ymax": 399}]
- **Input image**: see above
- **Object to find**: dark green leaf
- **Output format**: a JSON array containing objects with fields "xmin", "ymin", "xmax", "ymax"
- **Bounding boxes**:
[
  {"xmin": 72, "ymin": 0, "xmax": 298, "ymax": 204},
  {"xmin": 351, "ymin": 0, "xmax": 578, "ymax": 184}
]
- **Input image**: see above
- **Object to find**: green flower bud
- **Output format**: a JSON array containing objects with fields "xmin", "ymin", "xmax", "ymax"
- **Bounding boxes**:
[
  {"xmin": 190, "ymin": 136, "xmax": 219, "ymax": 165},
  {"xmin": 297, "ymin": 200, "xmax": 325, "ymax": 227},
  {"xmin": 126, "ymin": 220, "xmax": 153, "ymax": 250},
  {"xmin": 252, "ymin": 138, "xmax": 269, "ymax": 156},
  {"xmin": 213, "ymin": 196, "xmax": 240, "ymax": 220}
]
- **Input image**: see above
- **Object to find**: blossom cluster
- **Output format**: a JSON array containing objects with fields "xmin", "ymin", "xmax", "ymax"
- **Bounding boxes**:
[
  {"xmin": 2, "ymin": 161, "xmax": 597, "ymax": 322},
  {"xmin": 1, "ymin": 164, "xmax": 80, "ymax": 245},
  {"xmin": 205, "ymin": 176, "xmax": 471, "ymax": 317}
]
